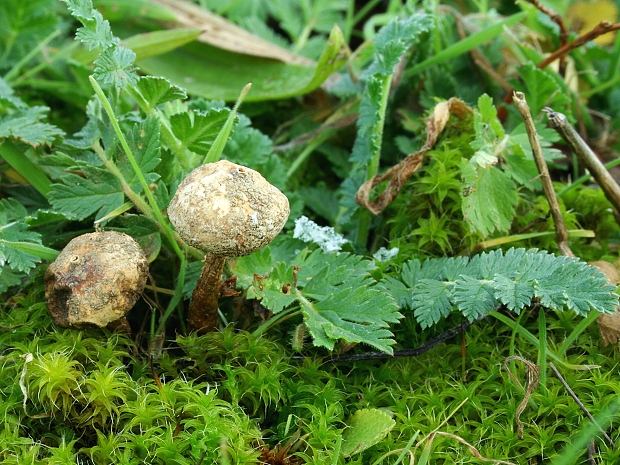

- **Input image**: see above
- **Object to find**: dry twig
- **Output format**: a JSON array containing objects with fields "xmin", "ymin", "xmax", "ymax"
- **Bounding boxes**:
[
  {"xmin": 545, "ymin": 108, "xmax": 620, "ymax": 215},
  {"xmin": 513, "ymin": 92, "xmax": 574, "ymax": 257},
  {"xmin": 550, "ymin": 362, "xmax": 614, "ymax": 447}
]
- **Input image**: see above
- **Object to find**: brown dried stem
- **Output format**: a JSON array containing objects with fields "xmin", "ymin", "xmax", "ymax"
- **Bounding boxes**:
[
  {"xmin": 550, "ymin": 363, "xmax": 614, "ymax": 447},
  {"xmin": 499, "ymin": 20, "xmax": 620, "ymax": 121},
  {"xmin": 524, "ymin": 0, "xmax": 569, "ymax": 74},
  {"xmin": 513, "ymin": 92, "xmax": 574, "ymax": 257},
  {"xmin": 545, "ymin": 108, "xmax": 620, "ymax": 215},
  {"xmin": 538, "ymin": 21, "xmax": 620, "ymax": 69}
]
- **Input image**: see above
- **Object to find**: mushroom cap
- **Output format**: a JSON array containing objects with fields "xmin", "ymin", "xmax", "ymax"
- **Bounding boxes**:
[
  {"xmin": 167, "ymin": 160, "xmax": 290, "ymax": 257},
  {"xmin": 44, "ymin": 231, "xmax": 149, "ymax": 329}
]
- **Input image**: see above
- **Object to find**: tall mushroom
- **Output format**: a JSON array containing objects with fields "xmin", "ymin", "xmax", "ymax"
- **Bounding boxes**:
[{"xmin": 167, "ymin": 160, "xmax": 290, "ymax": 333}]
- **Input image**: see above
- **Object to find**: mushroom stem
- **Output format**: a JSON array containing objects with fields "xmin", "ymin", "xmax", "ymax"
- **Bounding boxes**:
[{"xmin": 188, "ymin": 252, "xmax": 226, "ymax": 333}]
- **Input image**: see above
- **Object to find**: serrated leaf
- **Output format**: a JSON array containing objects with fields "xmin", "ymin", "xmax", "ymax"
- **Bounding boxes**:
[
  {"xmin": 461, "ymin": 162, "xmax": 518, "ymax": 236},
  {"xmin": 249, "ymin": 261, "xmax": 299, "ymax": 314},
  {"xmin": 48, "ymin": 167, "xmax": 123, "ymax": 220},
  {"xmin": 248, "ymin": 249, "xmax": 402, "ymax": 353},
  {"xmin": 133, "ymin": 76, "xmax": 187, "ymax": 110},
  {"xmin": 170, "ymin": 109, "xmax": 231, "ymax": 156},
  {"xmin": 364, "ymin": 13, "xmax": 433, "ymax": 78},
  {"xmin": 514, "ymin": 63, "xmax": 571, "ymax": 116},
  {"xmin": 472, "ymin": 94, "xmax": 504, "ymax": 150},
  {"xmin": 93, "ymin": 46, "xmax": 139, "ymax": 88},
  {"xmin": 0, "ymin": 199, "xmax": 44, "ymax": 280},
  {"xmin": 493, "ymin": 274, "xmax": 535, "ymax": 312},
  {"xmin": 341, "ymin": 408, "xmax": 396, "ymax": 457},
  {"xmin": 384, "ymin": 248, "xmax": 619, "ymax": 328},
  {"xmin": 119, "ymin": 115, "xmax": 161, "ymax": 192},
  {"xmin": 305, "ymin": 286, "xmax": 400, "ymax": 352},
  {"xmin": 453, "ymin": 275, "xmax": 497, "ymax": 321},
  {"xmin": 222, "ymin": 115, "xmax": 272, "ymax": 166},
  {"xmin": 0, "ymin": 106, "xmax": 65, "ymax": 146},
  {"xmin": 411, "ymin": 279, "xmax": 453, "ymax": 328},
  {"xmin": 75, "ymin": 12, "xmax": 115, "ymax": 50}
]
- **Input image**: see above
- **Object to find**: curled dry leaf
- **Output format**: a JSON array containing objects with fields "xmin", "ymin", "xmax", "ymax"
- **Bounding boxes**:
[
  {"xmin": 591, "ymin": 260, "xmax": 620, "ymax": 346},
  {"xmin": 44, "ymin": 231, "xmax": 149, "ymax": 329},
  {"xmin": 355, "ymin": 97, "xmax": 472, "ymax": 214}
]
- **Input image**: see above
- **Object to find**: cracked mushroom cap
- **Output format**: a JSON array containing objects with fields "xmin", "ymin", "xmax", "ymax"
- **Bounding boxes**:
[
  {"xmin": 44, "ymin": 231, "xmax": 149, "ymax": 329},
  {"xmin": 168, "ymin": 160, "xmax": 290, "ymax": 257}
]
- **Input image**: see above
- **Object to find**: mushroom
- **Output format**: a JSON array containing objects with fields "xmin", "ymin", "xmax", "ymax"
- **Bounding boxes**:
[
  {"xmin": 44, "ymin": 231, "xmax": 149, "ymax": 330},
  {"xmin": 167, "ymin": 159, "xmax": 290, "ymax": 333}
]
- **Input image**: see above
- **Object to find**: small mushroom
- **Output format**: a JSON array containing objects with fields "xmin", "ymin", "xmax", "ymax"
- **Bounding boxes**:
[
  {"xmin": 168, "ymin": 159, "xmax": 290, "ymax": 333},
  {"xmin": 44, "ymin": 231, "xmax": 149, "ymax": 330}
]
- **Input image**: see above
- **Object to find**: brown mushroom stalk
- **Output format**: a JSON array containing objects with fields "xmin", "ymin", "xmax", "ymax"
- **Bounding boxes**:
[{"xmin": 167, "ymin": 160, "xmax": 290, "ymax": 333}]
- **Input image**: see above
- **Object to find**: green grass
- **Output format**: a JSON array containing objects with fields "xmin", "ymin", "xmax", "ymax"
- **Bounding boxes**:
[{"xmin": 1, "ymin": 283, "xmax": 619, "ymax": 464}]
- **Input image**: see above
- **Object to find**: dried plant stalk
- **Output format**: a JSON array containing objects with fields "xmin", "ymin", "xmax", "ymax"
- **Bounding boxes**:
[
  {"xmin": 513, "ymin": 92, "xmax": 574, "ymax": 257},
  {"xmin": 545, "ymin": 108, "xmax": 620, "ymax": 214}
]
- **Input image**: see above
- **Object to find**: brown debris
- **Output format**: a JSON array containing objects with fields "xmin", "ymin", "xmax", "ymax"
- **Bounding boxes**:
[{"xmin": 355, "ymin": 97, "xmax": 472, "ymax": 214}]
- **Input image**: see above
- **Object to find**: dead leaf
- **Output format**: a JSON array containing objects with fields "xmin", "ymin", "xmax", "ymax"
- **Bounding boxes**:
[
  {"xmin": 150, "ymin": 0, "xmax": 315, "ymax": 66},
  {"xmin": 355, "ymin": 98, "xmax": 472, "ymax": 214}
]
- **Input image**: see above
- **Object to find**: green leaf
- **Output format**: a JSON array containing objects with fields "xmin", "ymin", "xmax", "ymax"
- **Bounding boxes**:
[
  {"xmin": 118, "ymin": 114, "xmax": 161, "ymax": 192},
  {"xmin": 493, "ymin": 274, "xmax": 536, "ymax": 313},
  {"xmin": 124, "ymin": 28, "xmax": 203, "ymax": 61},
  {"xmin": 248, "ymin": 249, "xmax": 402, "ymax": 353},
  {"xmin": 93, "ymin": 46, "xmax": 139, "ymax": 88},
  {"xmin": 131, "ymin": 76, "xmax": 187, "ymax": 111},
  {"xmin": 0, "ymin": 106, "xmax": 65, "ymax": 147},
  {"xmin": 341, "ymin": 408, "xmax": 396, "ymax": 457},
  {"xmin": 514, "ymin": 62, "xmax": 572, "ymax": 116},
  {"xmin": 452, "ymin": 275, "xmax": 496, "ymax": 320},
  {"xmin": 461, "ymin": 162, "xmax": 518, "ymax": 236},
  {"xmin": 169, "ymin": 108, "xmax": 231, "ymax": 156},
  {"xmin": 135, "ymin": 29, "xmax": 347, "ymax": 101},
  {"xmin": 384, "ymin": 248, "xmax": 619, "ymax": 327},
  {"xmin": 0, "ymin": 199, "xmax": 52, "ymax": 292},
  {"xmin": 366, "ymin": 13, "xmax": 433, "ymax": 77},
  {"xmin": 411, "ymin": 279, "xmax": 453, "ymax": 329},
  {"xmin": 48, "ymin": 167, "xmax": 123, "ymax": 220}
]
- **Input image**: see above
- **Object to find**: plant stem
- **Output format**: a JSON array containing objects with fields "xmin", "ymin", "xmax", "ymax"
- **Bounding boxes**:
[
  {"xmin": 4, "ymin": 29, "xmax": 62, "ymax": 84},
  {"xmin": 252, "ymin": 308, "xmax": 302, "ymax": 338},
  {"xmin": 537, "ymin": 309, "xmax": 547, "ymax": 389},
  {"xmin": 355, "ymin": 74, "xmax": 392, "ymax": 248},
  {"xmin": 514, "ymin": 92, "xmax": 573, "ymax": 257},
  {"xmin": 203, "ymin": 83, "xmax": 252, "ymax": 165},
  {"xmin": 555, "ymin": 310, "xmax": 599, "ymax": 358},
  {"xmin": 0, "ymin": 140, "xmax": 52, "ymax": 197},
  {"xmin": 547, "ymin": 108, "xmax": 620, "ymax": 214}
]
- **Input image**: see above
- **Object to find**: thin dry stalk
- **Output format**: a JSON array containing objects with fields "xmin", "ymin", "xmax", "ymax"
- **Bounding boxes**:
[
  {"xmin": 513, "ymin": 92, "xmax": 574, "ymax": 257},
  {"xmin": 503, "ymin": 356, "xmax": 540, "ymax": 440},
  {"xmin": 538, "ymin": 21, "xmax": 620, "ymax": 69},
  {"xmin": 545, "ymin": 108, "xmax": 620, "ymax": 215},
  {"xmin": 416, "ymin": 432, "xmax": 518, "ymax": 465},
  {"xmin": 523, "ymin": 0, "xmax": 569, "ymax": 74},
  {"xmin": 549, "ymin": 363, "xmax": 614, "ymax": 447}
]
